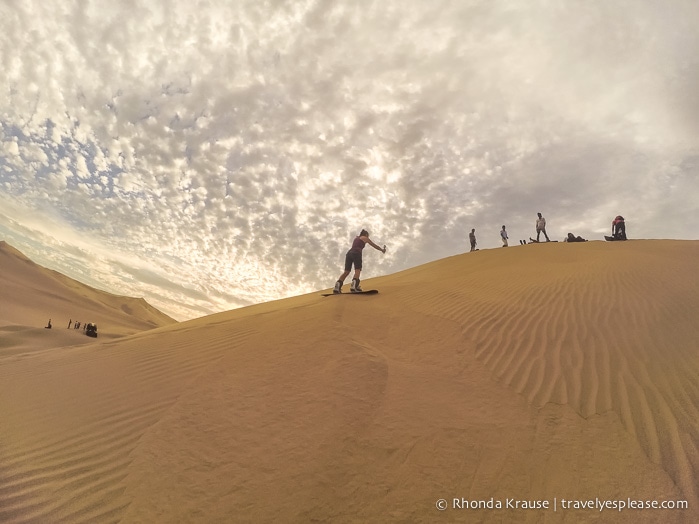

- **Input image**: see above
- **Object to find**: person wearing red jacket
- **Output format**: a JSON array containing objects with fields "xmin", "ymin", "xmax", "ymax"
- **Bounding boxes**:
[{"xmin": 612, "ymin": 216, "xmax": 627, "ymax": 240}]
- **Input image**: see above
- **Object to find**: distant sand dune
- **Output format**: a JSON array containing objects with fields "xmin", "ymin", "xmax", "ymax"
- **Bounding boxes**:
[
  {"xmin": 0, "ymin": 241, "xmax": 176, "ymax": 350},
  {"xmin": 1, "ymin": 240, "xmax": 697, "ymax": 522}
]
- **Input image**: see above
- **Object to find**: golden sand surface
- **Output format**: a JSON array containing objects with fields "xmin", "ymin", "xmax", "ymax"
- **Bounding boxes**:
[{"xmin": 1, "ymin": 240, "xmax": 697, "ymax": 522}]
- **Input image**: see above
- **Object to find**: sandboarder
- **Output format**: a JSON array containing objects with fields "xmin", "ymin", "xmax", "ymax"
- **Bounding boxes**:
[
  {"xmin": 469, "ymin": 228, "xmax": 477, "ymax": 252},
  {"xmin": 500, "ymin": 225, "xmax": 509, "ymax": 247},
  {"xmin": 536, "ymin": 213, "xmax": 550, "ymax": 242},
  {"xmin": 333, "ymin": 229, "xmax": 386, "ymax": 293},
  {"xmin": 611, "ymin": 216, "xmax": 627, "ymax": 240}
]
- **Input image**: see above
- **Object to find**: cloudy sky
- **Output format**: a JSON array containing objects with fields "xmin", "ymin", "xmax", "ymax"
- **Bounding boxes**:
[{"xmin": 1, "ymin": 0, "xmax": 698, "ymax": 320}]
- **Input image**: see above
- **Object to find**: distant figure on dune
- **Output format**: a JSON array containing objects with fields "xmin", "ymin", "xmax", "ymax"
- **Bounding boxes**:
[
  {"xmin": 45, "ymin": 319, "xmax": 52, "ymax": 329},
  {"xmin": 469, "ymin": 228, "xmax": 477, "ymax": 252},
  {"xmin": 333, "ymin": 229, "xmax": 386, "ymax": 294},
  {"xmin": 566, "ymin": 232, "xmax": 587, "ymax": 242},
  {"xmin": 67, "ymin": 319, "xmax": 72, "ymax": 329},
  {"xmin": 500, "ymin": 225, "xmax": 509, "ymax": 247},
  {"xmin": 612, "ymin": 215, "xmax": 627, "ymax": 240},
  {"xmin": 536, "ymin": 212, "xmax": 550, "ymax": 242}
]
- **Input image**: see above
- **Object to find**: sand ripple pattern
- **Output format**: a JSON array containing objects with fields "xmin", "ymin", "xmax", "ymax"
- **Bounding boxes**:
[
  {"xmin": 1, "ymin": 241, "xmax": 697, "ymax": 521},
  {"xmin": 0, "ymin": 324, "xmax": 256, "ymax": 523},
  {"xmin": 390, "ymin": 242, "xmax": 699, "ymax": 508}
]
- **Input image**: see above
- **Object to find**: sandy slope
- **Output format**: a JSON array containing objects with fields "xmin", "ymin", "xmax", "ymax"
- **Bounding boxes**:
[
  {"xmin": 0, "ymin": 240, "xmax": 697, "ymax": 523},
  {"xmin": 0, "ymin": 241, "xmax": 176, "ymax": 354}
]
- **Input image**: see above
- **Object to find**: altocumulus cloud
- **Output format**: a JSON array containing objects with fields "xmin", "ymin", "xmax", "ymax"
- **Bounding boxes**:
[{"xmin": 1, "ymin": 0, "xmax": 698, "ymax": 319}]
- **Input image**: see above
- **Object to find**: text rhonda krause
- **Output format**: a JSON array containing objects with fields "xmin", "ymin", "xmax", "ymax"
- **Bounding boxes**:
[{"xmin": 452, "ymin": 498, "xmax": 688, "ymax": 511}]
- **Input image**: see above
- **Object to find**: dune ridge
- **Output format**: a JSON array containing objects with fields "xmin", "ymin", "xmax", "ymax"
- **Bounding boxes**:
[{"xmin": 1, "ymin": 239, "xmax": 697, "ymax": 522}]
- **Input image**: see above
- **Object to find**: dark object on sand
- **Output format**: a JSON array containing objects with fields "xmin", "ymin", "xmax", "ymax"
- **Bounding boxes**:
[
  {"xmin": 322, "ymin": 289, "xmax": 379, "ymax": 297},
  {"xmin": 605, "ymin": 234, "xmax": 626, "ymax": 241},
  {"xmin": 86, "ymin": 323, "xmax": 98, "ymax": 338}
]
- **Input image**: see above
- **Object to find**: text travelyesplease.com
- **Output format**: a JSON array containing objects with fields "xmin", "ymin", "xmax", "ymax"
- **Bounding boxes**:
[{"xmin": 434, "ymin": 497, "xmax": 688, "ymax": 512}]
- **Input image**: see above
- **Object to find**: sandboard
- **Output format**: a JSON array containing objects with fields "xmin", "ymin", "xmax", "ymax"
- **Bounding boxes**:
[
  {"xmin": 321, "ymin": 290, "xmax": 379, "ymax": 297},
  {"xmin": 528, "ymin": 238, "xmax": 558, "ymax": 243},
  {"xmin": 605, "ymin": 235, "xmax": 626, "ymax": 241}
]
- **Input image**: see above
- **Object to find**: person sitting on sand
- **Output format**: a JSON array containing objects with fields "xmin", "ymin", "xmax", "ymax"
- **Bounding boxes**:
[
  {"xmin": 45, "ymin": 319, "xmax": 52, "ymax": 329},
  {"xmin": 612, "ymin": 215, "xmax": 627, "ymax": 240},
  {"xmin": 566, "ymin": 233, "xmax": 587, "ymax": 242},
  {"xmin": 333, "ymin": 229, "xmax": 386, "ymax": 293}
]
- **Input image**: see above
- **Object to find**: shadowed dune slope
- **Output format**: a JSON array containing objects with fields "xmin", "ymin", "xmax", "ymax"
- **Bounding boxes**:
[
  {"xmin": 0, "ymin": 240, "xmax": 697, "ymax": 523},
  {"xmin": 0, "ymin": 241, "xmax": 176, "ymax": 353}
]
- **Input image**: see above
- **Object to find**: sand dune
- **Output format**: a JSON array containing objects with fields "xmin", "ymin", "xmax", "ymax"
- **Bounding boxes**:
[
  {"xmin": 1, "ymin": 240, "xmax": 697, "ymax": 522},
  {"xmin": 0, "ymin": 241, "xmax": 176, "ymax": 354}
]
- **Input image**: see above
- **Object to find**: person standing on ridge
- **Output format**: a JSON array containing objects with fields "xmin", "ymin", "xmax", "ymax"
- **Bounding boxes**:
[
  {"xmin": 536, "ymin": 212, "xmax": 550, "ymax": 242},
  {"xmin": 469, "ymin": 228, "xmax": 477, "ymax": 252},
  {"xmin": 334, "ymin": 229, "xmax": 386, "ymax": 293},
  {"xmin": 501, "ymin": 225, "xmax": 509, "ymax": 247}
]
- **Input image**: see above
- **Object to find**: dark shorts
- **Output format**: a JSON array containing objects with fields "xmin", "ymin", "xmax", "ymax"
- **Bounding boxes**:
[{"xmin": 344, "ymin": 250, "xmax": 363, "ymax": 271}]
